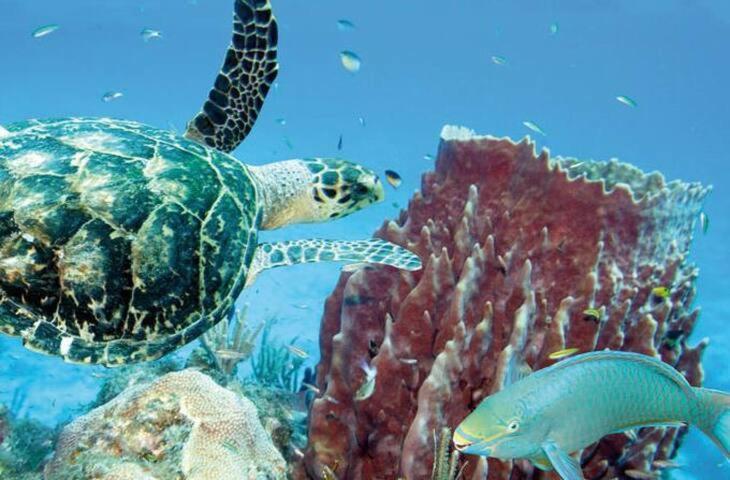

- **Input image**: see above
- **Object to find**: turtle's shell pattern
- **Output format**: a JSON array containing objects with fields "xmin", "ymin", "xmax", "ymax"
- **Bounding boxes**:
[{"xmin": 0, "ymin": 118, "xmax": 260, "ymax": 365}]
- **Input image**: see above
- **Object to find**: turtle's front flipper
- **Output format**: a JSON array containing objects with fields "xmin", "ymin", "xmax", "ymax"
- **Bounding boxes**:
[
  {"xmin": 185, "ymin": 0, "xmax": 278, "ymax": 153},
  {"xmin": 246, "ymin": 238, "xmax": 422, "ymax": 286}
]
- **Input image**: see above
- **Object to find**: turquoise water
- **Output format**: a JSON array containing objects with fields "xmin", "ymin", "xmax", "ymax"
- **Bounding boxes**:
[{"xmin": 0, "ymin": 0, "xmax": 728, "ymax": 478}]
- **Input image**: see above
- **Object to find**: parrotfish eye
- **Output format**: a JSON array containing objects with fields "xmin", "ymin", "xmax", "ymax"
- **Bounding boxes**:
[{"xmin": 507, "ymin": 420, "xmax": 520, "ymax": 432}]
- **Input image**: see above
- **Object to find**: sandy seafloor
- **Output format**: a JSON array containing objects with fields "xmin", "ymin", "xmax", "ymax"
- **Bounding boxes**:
[{"xmin": 0, "ymin": 0, "xmax": 729, "ymax": 478}]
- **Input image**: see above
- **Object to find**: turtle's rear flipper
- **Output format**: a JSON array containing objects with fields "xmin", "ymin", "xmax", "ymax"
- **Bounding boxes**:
[
  {"xmin": 185, "ymin": 0, "xmax": 278, "ymax": 153},
  {"xmin": 246, "ymin": 238, "xmax": 422, "ymax": 286}
]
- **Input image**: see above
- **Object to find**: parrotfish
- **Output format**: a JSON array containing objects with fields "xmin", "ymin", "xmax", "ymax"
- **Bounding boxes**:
[{"xmin": 453, "ymin": 351, "xmax": 730, "ymax": 480}]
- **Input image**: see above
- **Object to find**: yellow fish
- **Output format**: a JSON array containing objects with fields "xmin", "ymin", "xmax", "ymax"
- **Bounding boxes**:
[
  {"xmin": 582, "ymin": 308, "xmax": 601, "ymax": 322},
  {"xmin": 652, "ymin": 286, "xmax": 671, "ymax": 299},
  {"xmin": 548, "ymin": 348, "xmax": 579, "ymax": 360}
]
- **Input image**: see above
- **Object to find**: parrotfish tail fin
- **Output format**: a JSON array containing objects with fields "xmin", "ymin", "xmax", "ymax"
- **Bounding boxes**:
[
  {"xmin": 696, "ymin": 387, "xmax": 730, "ymax": 458},
  {"xmin": 245, "ymin": 238, "xmax": 422, "ymax": 287}
]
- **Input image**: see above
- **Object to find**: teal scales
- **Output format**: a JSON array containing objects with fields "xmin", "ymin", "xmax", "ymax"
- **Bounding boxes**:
[{"xmin": 0, "ymin": 0, "xmax": 421, "ymax": 366}]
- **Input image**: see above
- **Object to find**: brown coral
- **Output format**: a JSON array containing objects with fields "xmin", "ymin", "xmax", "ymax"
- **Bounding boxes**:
[
  {"xmin": 300, "ymin": 126, "xmax": 710, "ymax": 479},
  {"xmin": 46, "ymin": 369, "xmax": 286, "ymax": 480}
]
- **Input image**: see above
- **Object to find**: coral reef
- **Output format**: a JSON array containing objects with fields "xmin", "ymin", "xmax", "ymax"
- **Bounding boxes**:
[
  {"xmin": 45, "ymin": 369, "xmax": 286, "ymax": 480},
  {"xmin": 251, "ymin": 320, "xmax": 308, "ymax": 392},
  {"xmin": 191, "ymin": 303, "xmax": 264, "ymax": 384},
  {"xmin": 300, "ymin": 126, "xmax": 710, "ymax": 479},
  {"xmin": 0, "ymin": 402, "xmax": 55, "ymax": 480}
]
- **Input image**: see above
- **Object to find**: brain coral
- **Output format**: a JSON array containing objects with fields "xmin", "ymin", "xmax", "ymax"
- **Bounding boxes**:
[
  {"xmin": 300, "ymin": 126, "xmax": 710, "ymax": 479},
  {"xmin": 46, "ymin": 369, "xmax": 286, "ymax": 480}
]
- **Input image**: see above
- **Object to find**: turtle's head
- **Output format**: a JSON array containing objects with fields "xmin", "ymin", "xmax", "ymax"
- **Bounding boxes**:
[{"xmin": 251, "ymin": 158, "xmax": 384, "ymax": 230}]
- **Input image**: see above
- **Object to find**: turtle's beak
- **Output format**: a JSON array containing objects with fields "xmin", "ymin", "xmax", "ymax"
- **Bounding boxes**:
[{"xmin": 372, "ymin": 176, "xmax": 385, "ymax": 203}]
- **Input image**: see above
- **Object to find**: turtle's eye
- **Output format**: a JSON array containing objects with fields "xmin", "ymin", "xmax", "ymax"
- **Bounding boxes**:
[{"xmin": 352, "ymin": 183, "xmax": 369, "ymax": 196}]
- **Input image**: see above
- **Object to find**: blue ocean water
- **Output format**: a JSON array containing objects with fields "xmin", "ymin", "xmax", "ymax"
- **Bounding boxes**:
[{"xmin": 0, "ymin": 0, "xmax": 728, "ymax": 478}]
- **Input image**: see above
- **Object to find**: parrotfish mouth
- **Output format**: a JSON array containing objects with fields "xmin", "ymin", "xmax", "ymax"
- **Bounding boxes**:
[{"xmin": 452, "ymin": 429, "xmax": 491, "ymax": 456}]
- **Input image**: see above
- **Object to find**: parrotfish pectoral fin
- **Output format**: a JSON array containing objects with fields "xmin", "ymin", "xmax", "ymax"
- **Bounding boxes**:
[
  {"xmin": 696, "ymin": 387, "xmax": 730, "ymax": 458},
  {"xmin": 542, "ymin": 441, "xmax": 585, "ymax": 480},
  {"xmin": 528, "ymin": 452, "xmax": 553, "ymax": 471},
  {"xmin": 246, "ymin": 238, "xmax": 422, "ymax": 287}
]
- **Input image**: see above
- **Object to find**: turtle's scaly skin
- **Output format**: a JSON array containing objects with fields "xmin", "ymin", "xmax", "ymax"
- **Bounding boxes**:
[{"xmin": 0, "ymin": 118, "xmax": 260, "ymax": 365}]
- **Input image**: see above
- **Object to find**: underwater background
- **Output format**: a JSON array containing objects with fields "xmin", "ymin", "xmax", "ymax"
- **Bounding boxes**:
[{"xmin": 0, "ymin": 0, "xmax": 728, "ymax": 478}]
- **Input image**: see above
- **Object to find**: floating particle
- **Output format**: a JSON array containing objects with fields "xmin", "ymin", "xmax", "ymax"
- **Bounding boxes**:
[
  {"xmin": 423, "ymin": 154, "xmax": 434, "ymax": 161},
  {"xmin": 336, "ymin": 19, "xmax": 356, "ymax": 31},
  {"xmin": 384, "ymin": 169, "xmax": 402, "ymax": 188},
  {"xmin": 549, "ymin": 23, "xmax": 559, "ymax": 35},
  {"xmin": 548, "ymin": 347, "xmax": 579, "ymax": 360},
  {"xmin": 337, "ymin": 134, "xmax": 343, "ymax": 150},
  {"xmin": 32, "ymin": 24, "xmax": 60, "ymax": 38},
  {"xmin": 275, "ymin": 117, "xmax": 286, "ymax": 126},
  {"xmin": 651, "ymin": 286, "xmax": 671, "ymax": 300},
  {"xmin": 358, "ymin": 116, "xmax": 366, "ymax": 126},
  {"xmin": 291, "ymin": 303, "xmax": 309, "ymax": 310},
  {"xmin": 567, "ymin": 162, "xmax": 585, "ymax": 169},
  {"xmin": 140, "ymin": 28, "xmax": 162, "ymax": 42},
  {"xmin": 286, "ymin": 345, "xmax": 309, "ymax": 359},
  {"xmin": 101, "ymin": 91, "xmax": 123, "ymax": 102},
  {"xmin": 339, "ymin": 50, "xmax": 361, "ymax": 73},
  {"xmin": 491, "ymin": 55, "xmax": 507, "ymax": 66},
  {"xmin": 616, "ymin": 95, "xmax": 637, "ymax": 107},
  {"xmin": 523, "ymin": 120, "xmax": 547, "ymax": 136},
  {"xmin": 699, "ymin": 211, "xmax": 709, "ymax": 234},
  {"xmin": 283, "ymin": 136, "xmax": 293, "ymax": 149},
  {"xmin": 392, "ymin": 202, "xmax": 400, "ymax": 209}
]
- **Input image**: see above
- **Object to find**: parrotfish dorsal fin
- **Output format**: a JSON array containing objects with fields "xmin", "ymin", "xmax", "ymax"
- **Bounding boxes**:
[{"xmin": 547, "ymin": 350, "xmax": 694, "ymax": 398}]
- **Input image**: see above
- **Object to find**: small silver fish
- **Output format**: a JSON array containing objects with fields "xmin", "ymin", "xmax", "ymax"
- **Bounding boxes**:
[
  {"xmin": 616, "ymin": 95, "xmax": 637, "ymax": 108},
  {"xmin": 214, "ymin": 349, "xmax": 248, "ymax": 360},
  {"xmin": 523, "ymin": 120, "xmax": 547, "ymax": 136},
  {"xmin": 336, "ymin": 19, "xmax": 356, "ymax": 31},
  {"xmin": 549, "ymin": 23, "xmax": 559, "ymax": 35},
  {"xmin": 651, "ymin": 459, "xmax": 681, "ymax": 469},
  {"xmin": 454, "ymin": 351, "xmax": 730, "ymax": 480},
  {"xmin": 286, "ymin": 345, "xmax": 309, "ymax": 359},
  {"xmin": 700, "ymin": 211, "xmax": 709, "ymax": 234},
  {"xmin": 32, "ymin": 24, "xmax": 59, "ymax": 39},
  {"xmin": 340, "ymin": 51, "xmax": 361, "ymax": 73},
  {"xmin": 358, "ymin": 117, "xmax": 366, "ymax": 126},
  {"xmin": 275, "ymin": 118, "xmax": 286, "ymax": 126},
  {"xmin": 355, "ymin": 361, "xmax": 377, "ymax": 401},
  {"xmin": 337, "ymin": 134, "xmax": 343, "ymax": 151},
  {"xmin": 102, "ymin": 91, "xmax": 123, "ymax": 102},
  {"xmin": 624, "ymin": 470, "xmax": 658, "ymax": 480},
  {"xmin": 302, "ymin": 382, "xmax": 321, "ymax": 395},
  {"xmin": 141, "ymin": 28, "xmax": 162, "ymax": 42},
  {"xmin": 491, "ymin": 55, "xmax": 507, "ymax": 66},
  {"xmin": 423, "ymin": 154, "xmax": 434, "ymax": 161}
]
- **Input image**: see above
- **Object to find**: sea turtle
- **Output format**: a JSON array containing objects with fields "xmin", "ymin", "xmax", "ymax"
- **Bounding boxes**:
[{"xmin": 0, "ymin": 0, "xmax": 421, "ymax": 366}]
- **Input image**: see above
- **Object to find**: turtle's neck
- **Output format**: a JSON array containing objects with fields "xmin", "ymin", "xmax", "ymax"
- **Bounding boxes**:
[{"xmin": 248, "ymin": 160, "xmax": 313, "ymax": 230}]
